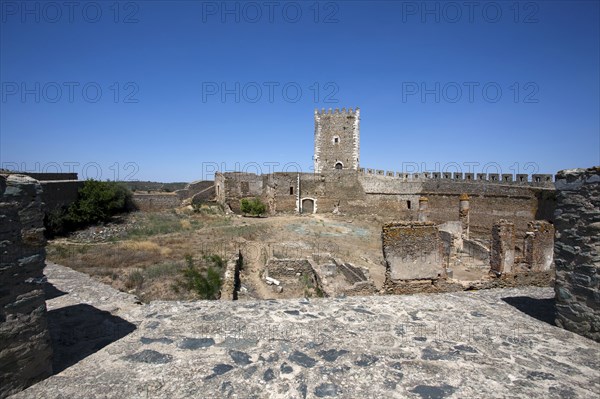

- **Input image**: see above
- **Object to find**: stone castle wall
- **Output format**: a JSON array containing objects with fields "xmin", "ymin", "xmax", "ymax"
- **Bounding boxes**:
[
  {"xmin": 554, "ymin": 167, "xmax": 600, "ymax": 342},
  {"xmin": 0, "ymin": 174, "xmax": 53, "ymax": 398},
  {"xmin": 218, "ymin": 171, "xmax": 555, "ymax": 237},
  {"xmin": 10, "ymin": 172, "xmax": 78, "ymax": 181}
]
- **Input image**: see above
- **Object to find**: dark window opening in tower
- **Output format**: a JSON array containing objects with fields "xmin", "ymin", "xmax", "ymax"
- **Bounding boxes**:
[
  {"xmin": 407, "ymin": 200, "xmax": 411, "ymax": 209},
  {"xmin": 335, "ymin": 163, "xmax": 343, "ymax": 170},
  {"xmin": 334, "ymin": 137, "xmax": 339, "ymax": 144},
  {"xmin": 290, "ymin": 186, "xmax": 294, "ymax": 195}
]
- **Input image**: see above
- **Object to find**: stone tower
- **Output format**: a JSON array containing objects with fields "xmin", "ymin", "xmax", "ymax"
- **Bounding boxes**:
[{"xmin": 313, "ymin": 107, "xmax": 360, "ymax": 173}]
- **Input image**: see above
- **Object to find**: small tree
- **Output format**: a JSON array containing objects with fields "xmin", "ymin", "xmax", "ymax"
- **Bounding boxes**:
[{"xmin": 240, "ymin": 197, "xmax": 266, "ymax": 216}]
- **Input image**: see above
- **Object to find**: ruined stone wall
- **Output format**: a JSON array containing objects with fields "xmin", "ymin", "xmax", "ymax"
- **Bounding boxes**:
[
  {"xmin": 132, "ymin": 193, "xmax": 181, "ymax": 211},
  {"xmin": 314, "ymin": 108, "xmax": 359, "ymax": 173},
  {"xmin": 269, "ymin": 173, "xmax": 298, "ymax": 213},
  {"xmin": 382, "ymin": 222, "xmax": 444, "ymax": 282},
  {"xmin": 39, "ymin": 180, "xmax": 83, "ymax": 212},
  {"xmin": 524, "ymin": 221, "xmax": 554, "ymax": 272},
  {"xmin": 221, "ymin": 253, "xmax": 242, "ymax": 301},
  {"xmin": 420, "ymin": 179, "xmax": 548, "ymax": 236},
  {"xmin": 215, "ymin": 173, "xmax": 226, "ymax": 204},
  {"xmin": 463, "ymin": 239, "xmax": 490, "ymax": 264},
  {"xmin": 439, "ymin": 221, "xmax": 463, "ymax": 269},
  {"xmin": 215, "ymin": 172, "xmax": 266, "ymax": 213},
  {"xmin": 554, "ymin": 167, "xmax": 600, "ymax": 342},
  {"xmin": 490, "ymin": 220, "xmax": 515, "ymax": 275},
  {"xmin": 0, "ymin": 174, "xmax": 53, "ymax": 398},
  {"xmin": 175, "ymin": 180, "xmax": 214, "ymax": 202}
]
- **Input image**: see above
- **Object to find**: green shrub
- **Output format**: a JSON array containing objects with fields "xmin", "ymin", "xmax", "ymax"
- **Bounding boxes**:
[
  {"xmin": 179, "ymin": 255, "xmax": 222, "ymax": 300},
  {"xmin": 68, "ymin": 180, "xmax": 134, "ymax": 225},
  {"xmin": 240, "ymin": 197, "xmax": 266, "ymax": 216},
  {"xmin": 203, "ymin": 254, "xmax": 224, "ymax": 269},
  {"xmin": 125, "ymin": 270, "xmax": 144, "ymax": 290},
  {"xmin": 45, "ymin": 180, "xmax": 135, "ymax": 237}
]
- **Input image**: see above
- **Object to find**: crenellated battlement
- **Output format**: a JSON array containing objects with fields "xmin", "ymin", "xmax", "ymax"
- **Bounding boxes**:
[
  {"xmin": 314, "ymin": 107, "xmax": 360, "ymax": 115},
  {"xmin": 357, "ymin": 168, "xmax": 554, "ymax": 186}
]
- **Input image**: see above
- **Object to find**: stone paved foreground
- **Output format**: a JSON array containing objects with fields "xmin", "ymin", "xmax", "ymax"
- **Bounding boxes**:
[{"xmin": 12, "ymin": 263, "xmax": 600, "ymax": 398}]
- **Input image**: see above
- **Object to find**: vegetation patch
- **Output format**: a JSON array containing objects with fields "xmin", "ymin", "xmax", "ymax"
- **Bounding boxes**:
[
  {"xmin": 174, "ymin": 254, "xmax": 223, "ymax": 300},
  {"xmin": 126, "ymin": 212, "xmax": 201, "ymax": 238},
  {"xmin": 240, "ymin": 197, "xmax": 267, "ymax": 217},
  {"xmin": 45, "ymin": 180, "xmax": 135, "ymax": 237}
]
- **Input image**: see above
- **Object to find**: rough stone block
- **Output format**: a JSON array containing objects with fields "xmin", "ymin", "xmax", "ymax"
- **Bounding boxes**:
[
  {"xmin": 490, "ymin": 220, "xmax": 515, "ymax": 274},
  {"xmin": 382, "ymin": 222, "xmax": 443, "ymax": 282},
  {"xmin": 0, "ymin": 174, "xmax": 53, "ymax": 398},
  {"xmin": 554, "ymin": 167, "xmax": 600, "ymax": 342},
  {"xmin": 524, "ymin": 220, "xmax": 554, "ymax": 271},
  {"xmin": 501, "ymin": 174, "xmax": 513, "ymax": 183}
]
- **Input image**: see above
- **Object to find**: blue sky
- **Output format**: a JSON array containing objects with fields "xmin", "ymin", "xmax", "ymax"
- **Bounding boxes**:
[{"xmin": 1, "ymin": 0, "xmax": 599, "ymax": 182}]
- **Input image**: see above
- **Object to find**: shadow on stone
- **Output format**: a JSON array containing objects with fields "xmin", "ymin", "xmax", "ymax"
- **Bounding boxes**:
[
  {"xmin": 501, "ymin": 296, "xmax": 556, "ymax": 326},
  {"xmin": 47, "ymin": 304, "xmax": 136, "ymax": 373},
  {"xmin": 44, "ymin": 282, "xmax": 67, "ymax": 300}
]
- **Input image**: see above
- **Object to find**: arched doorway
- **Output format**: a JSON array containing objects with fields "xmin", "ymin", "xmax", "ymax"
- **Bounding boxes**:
[
  {"xmin": 302, "ymin": 198, "xmax": 315, "ymax": 214},
  {"xmin": 335, "ymin": 162, "xmax": 343, "ymax": 170}
]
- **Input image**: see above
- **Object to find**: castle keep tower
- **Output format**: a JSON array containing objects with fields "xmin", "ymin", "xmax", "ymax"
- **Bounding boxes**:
[{"xmin": 313, "ymin": 107, "xmax": 360, "ymax": 173}]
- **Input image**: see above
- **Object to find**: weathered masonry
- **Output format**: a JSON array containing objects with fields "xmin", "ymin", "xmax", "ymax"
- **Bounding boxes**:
[
  {"xmin": 382, "ymin": 222, "xmax": 444, "ymax": 283},
  {"xmin": 217, "ymin": 108, "xmax": 556, "ymax": 236},
  {"xmin": 0, "ymin": 174, "xmax": 53, "ymax": 397},
  {"xmin": 314, "ymin": 108, "xmax": 360, "ymax": 173},
  {"xmin": 554, "ymin": 167, "xmax": 600, "ymax": 342}
]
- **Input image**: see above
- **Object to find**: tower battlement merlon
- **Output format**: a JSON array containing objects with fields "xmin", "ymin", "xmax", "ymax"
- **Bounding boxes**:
[{"xmin": 315, "ymin": 107, "xmax": 359, "ymax": 115}]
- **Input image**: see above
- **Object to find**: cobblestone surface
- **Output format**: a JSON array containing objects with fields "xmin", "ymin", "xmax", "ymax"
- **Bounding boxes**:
[{"xmin": 12, "ymin": 263, "xmax": 600, "ymax": 399}]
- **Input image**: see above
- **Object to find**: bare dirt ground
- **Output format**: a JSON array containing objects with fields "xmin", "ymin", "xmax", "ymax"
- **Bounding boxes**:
[{"xmin": 47, "ymin": 208, "xmax": 389, "ymax": 302}]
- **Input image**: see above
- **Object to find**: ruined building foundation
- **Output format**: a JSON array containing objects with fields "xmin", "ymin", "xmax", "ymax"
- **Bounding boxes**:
[{"xmin": 382, "ymin": 221, "xmax": 444, "ymax": 285}]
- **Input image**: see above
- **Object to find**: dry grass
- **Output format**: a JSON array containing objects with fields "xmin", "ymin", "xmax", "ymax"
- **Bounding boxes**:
[
  {"xmin": 119, "ymin": 240, "xmax": 172, "ymax": 256},
  {"xmin": 47, "ymin": 210, "xmax": 388, "ymax": 302}
]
